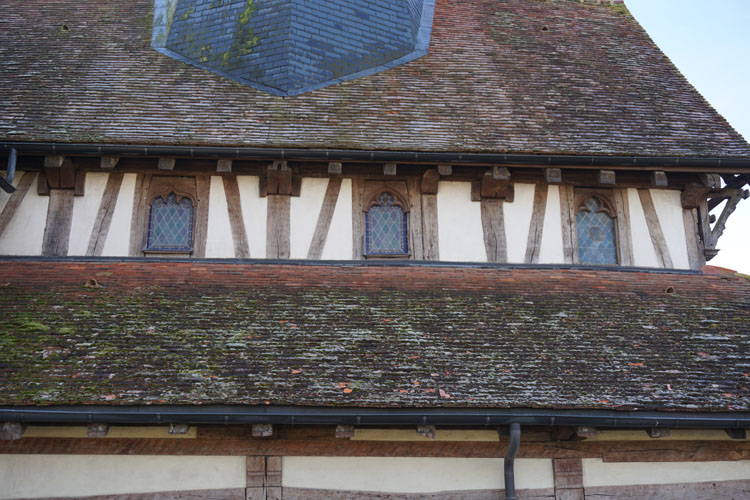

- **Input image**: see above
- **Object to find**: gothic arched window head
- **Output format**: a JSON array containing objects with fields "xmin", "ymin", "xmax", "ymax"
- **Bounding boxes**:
[
  {"xmin": 146, "ymin": 193, "xmax": 195, "ymax": 252},
  {"xmin": 365, "ymin": 191, "xmax": 408, "ymax": 256},
  {"xmin": 576, "ymin": 196, "xmax": 617, "ymax": 265}
]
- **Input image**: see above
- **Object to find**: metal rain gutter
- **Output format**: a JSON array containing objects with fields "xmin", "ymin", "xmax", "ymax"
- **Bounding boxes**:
[
  {"xmin": 2, "ymin": 142, "xmax": 750, "ymax": 171},
  {"xmin": 2, "ymin": 406, "xmax": 750, "ymax": 428}
]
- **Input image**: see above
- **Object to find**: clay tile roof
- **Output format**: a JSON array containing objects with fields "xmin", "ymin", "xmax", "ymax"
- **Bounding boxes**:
[
  {"xmin": 1, "ymin": 260, "xmax": 749, "ymax": 411},
  {"xmin": 0, "ymin": 0, "xmax": 748, "ymax": 156}
]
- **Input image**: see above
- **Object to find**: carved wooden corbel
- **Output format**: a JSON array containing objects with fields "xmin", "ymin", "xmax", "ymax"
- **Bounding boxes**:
[
  {"xmin": 39, "ymin": 156, "xmax": 85, "ymax": 196},
  {"xmin": 261, "ymin": 160, "xmax": 301, "ymax": 196},
  {"xmin": 472, "ymin": 167, "xmax": 514, "ymax": 201}
]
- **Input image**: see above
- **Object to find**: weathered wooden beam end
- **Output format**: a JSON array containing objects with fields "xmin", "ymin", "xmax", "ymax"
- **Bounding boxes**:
[
  {"xmin": 252, "ymin": 424, "xmax": 275, "ymax": 438},
  {"xmin": 598, "ymin": 170, "xmax": 616, "ymax": 185},
  {"xmin": 158, "ymin": 158, "xmax": 176, "ymax": 171},
  {"xmin": 217, "ymin": 158, "xmax": 233, "ymax": 173}
]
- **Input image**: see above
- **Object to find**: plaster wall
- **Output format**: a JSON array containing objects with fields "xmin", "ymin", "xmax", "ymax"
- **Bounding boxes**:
[
  {"xmin": 627, "ymin": 188, "xmax": 660, "ymax": 267},
  {"xmin": 290, "ymin": 177, "xmax": 328, "ymax": 259},
  {"xmin": 0, "ymin": 454, "xmax": 246, "ymax": 499},
  {"xmin": 283, "ymin": 457, "xmax": 554, "ymax": 493},
  {"xmin": 503, "ymin": 183, "xmax": 535, "ymax": 263},
  {"xmin": 321, "ymin": 178, "xmax": 353, "ymax": 260},
  {"xmin": 650, "ymin": 189, "xmax": 690, "ymax": 269},
  {"xmin": 0, "ymin": 173, "xmax": 48, "ymax": 255},
  {"xmin": 237, "ymin": 176, "xmax": 267, "ymax": 258},
  {"xmin": 436, "ymin": 181, "xmax": 485, "ymax": 262},
  {"xmin": 68, "ymin": 172, "xmax": 108, "ymax": 256},
  {"xmin": 101, "ymin": 173, "xmax": 136, "ymax": 256},
  {"xmin": 205, "ymin": 175, "xmax": 235, "ymax": 258},
  {"xmin": 538, "ymin": 185, "xmax": 564, "ymax": 264},
  {"xmin": 582, "ymin": 459, "xmax": 750, "ymax": 487}
]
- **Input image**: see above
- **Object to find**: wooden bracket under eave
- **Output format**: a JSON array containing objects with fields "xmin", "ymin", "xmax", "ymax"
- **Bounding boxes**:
[
  {"xmin": 421, "ymin": 169, "xmax": 440, "ymax": 195},
  {"xmin": 472, "ymin": 168, "xmax": 514, "ymax": 202},
  {"xmin": 38, "ymin": 158, "xmax": 85, "ymax": 196},
  {"xmin": 100, "ymin": 156, "xmax": 119, "ymax": 170},
  {"xmin": 681, "ymin": 182, "xmax": 712, "ymax": 209},
  {"xmin": 260, "ymin": 161, "xmax": 301, "ymax": 197}
]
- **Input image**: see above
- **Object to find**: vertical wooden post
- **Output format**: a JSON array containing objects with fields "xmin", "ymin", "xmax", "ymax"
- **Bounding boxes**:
[
  {"xmin": 480, "ymin": 199, "xmax": 506, "ymax": 263},
  {"xmin": 407, "ymin": 177, "xmax": 425, "ymax": 260},
  {"xmin": 42, "ymin": 189, "xmax": 75, "ymax": 256},
  {"xmin": 553, "ymin": 458, "xmax": 584, "ymax": 500},
  {"xmin": 246, "ymin": 456, "xmax": 282, "ymax": 500},
  {"xmin": 614, "ymin": 188, "xmax": 634, "ymax": 266},
  {"xmin": 421, "ymin": 194, "xmax": 439, "ymax": 260},
  {"xmin": 351, "ymin": 177, "xmax": 365, "ymax": 260},
  {"xmin": 559, "ymin": 185, "xmax": 576, "ymax": 264},
  {"xmin": 266, "ymin": 195, "xmax": 290, "ymax": 259}
]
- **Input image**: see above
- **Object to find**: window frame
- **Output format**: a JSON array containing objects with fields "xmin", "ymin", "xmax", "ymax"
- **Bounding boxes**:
[
  {"xmin": 572, "ymin": 188, "xmax": 620, "ymax": 266},
  {"xmin": 361, "ymin": 180, "xmax": 412, "ymax": 259}
]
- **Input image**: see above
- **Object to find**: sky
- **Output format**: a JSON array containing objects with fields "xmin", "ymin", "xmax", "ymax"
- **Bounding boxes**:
[{"xmin": 624, "ymin": 0, "xmax": 750, "ymax": 273}]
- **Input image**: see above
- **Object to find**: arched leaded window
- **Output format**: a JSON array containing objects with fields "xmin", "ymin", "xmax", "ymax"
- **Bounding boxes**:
[
  {"xmin": 576, "ymin": 196, "xmax": 617, "ymax": 265},
  {"xmin": 365, "ymin": 192, "xmax": 408, "ymax": 256},
  {"xmin": 146, "ymin": 193, "xmax": 194, "ymax": 252}
]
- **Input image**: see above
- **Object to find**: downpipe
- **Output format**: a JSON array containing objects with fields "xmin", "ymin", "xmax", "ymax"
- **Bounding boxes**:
[
  {"xmin": 504, "ymin": 423, "xmax": 521, "ymax": 500},
  {"xmin": 0, "ymin": 148, "xmax": 16, "ymax": 193}
]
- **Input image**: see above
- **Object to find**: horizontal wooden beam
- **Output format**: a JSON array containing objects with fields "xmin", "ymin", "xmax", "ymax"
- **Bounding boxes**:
[{"xmin": 4, "ymin": 436, "xmax": 750, "ymax": 462}]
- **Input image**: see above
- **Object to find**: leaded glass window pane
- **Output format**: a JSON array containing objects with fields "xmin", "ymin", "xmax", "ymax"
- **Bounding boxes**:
[
  {"xmin": 576, "ymin": 197, "xmax": 617, "ymax": 265},
  {"xmin": 366, "ymin": 192, "xmax": 408, "ymax": 255},
  {"xmin": 146, "ymin": 193, "xmax": 194, "ymax": 252}
]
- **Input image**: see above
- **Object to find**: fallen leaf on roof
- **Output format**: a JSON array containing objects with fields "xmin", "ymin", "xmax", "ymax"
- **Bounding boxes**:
[
  {"xmin": 291, "ymin": 369, "xmax": 302, "ymax": 374},
  {"xmin": 439, "ymin": 389, "xmax": 451, "ymax": 399},
  {"xmin": 343, "ymin": 388, "xmax": 353, "ymax": 394}
]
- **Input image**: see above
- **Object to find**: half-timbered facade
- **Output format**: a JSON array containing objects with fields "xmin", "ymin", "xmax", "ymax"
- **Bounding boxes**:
[{"xmin": 1, "ymin": 0, "xmax": 750, "ymax": 499}]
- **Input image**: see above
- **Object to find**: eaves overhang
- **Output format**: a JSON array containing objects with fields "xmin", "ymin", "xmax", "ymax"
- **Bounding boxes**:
[{"xmin": 2, "ymin": 142, "xmax": 750, "ymax": 173}]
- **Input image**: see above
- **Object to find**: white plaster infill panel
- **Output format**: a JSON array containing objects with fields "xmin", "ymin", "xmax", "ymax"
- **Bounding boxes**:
[
  {"xmin": 290, "ymin": 177, "xmax": 328, "ymax": 259},
  {"xmin": 68, "ymin": 172, "xmax": 109, "ymax": 256},
  {"xmin": 650, "ymin": 189, "xmax": 690, "ymax": 269},
  {"xmin": 0, "ymin": 455, "xmax": 246, "ymax": 499},
  {"xmin": 283, "ymin": 457, "xmax": 553, "ymax": 493},
  {"xmin": 627, "ymin": 188, "xmax": 659, "ymax": 267},
  {"xmin": 436, "ymin": 181, "xmax": 485, "ymax": 262},
  {"xmin": 0, "ymin": 173, "xmax": 48, "ymax": 255},
  {"xmin": 236, "ymin": 176, "xmax": 267, "ymax": 258},
  {"xmin": 205, "ymin": 175, "xmax": 235, "ymax": 258},
  {"xmin": 503, "ymin": 183, "xmax": 534, "ymax": 263},
  {"xmin": 321, "ymin": 177, "xmax": 352, "ymax": 260},
  {"xmin": 101, "ymin": 173, "xmax": 137, "ymax": 257},
  {"xmin": 538, "ymin": 185, "xmax": 564, "ymax": 264},
  {"xmin": 582, "ymin": 459, "xmax": 750, "ymax": 487}
]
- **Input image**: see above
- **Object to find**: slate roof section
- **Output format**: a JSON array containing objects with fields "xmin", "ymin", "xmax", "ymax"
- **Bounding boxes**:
[
  {"xmin": 1, "ymin": 260, "xmax": 749, "ymax": 411},
  {"xmin": 0, "ymin": 0, "xmax": 748, "ymax": 156},
  {"xmin": 152, "ymin": 0, "xmax": 434, "ymax": 96}
]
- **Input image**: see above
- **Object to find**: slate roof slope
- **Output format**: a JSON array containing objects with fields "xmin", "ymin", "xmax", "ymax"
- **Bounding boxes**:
[
  {"xmin": 1, "ymin": 260, "xmax": 749, "ymax": 411},
  {"xmin": 0, "ymin": 0, "xmax": 749, "ymax": 156}
]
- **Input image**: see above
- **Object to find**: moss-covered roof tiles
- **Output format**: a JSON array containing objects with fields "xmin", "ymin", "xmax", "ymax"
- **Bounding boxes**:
[
  {"xmin": 0, "ymin": 0, "xmax": 748, "ymax": 155},
  {"xmin": 1, "ymin": 260, "xmax": 749, "ymax": 411}
]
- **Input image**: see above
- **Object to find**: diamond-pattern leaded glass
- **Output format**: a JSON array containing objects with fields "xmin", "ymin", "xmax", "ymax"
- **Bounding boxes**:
[
  {"xmin": 366, "ymin": 192, "xmax": 408, "ymax": 255},
  {"xmin": 576, "ymin": 197, "xmax": 617, "ymax": 265},
  {"xmin": 146, "ymin": 193, "xmax": 194, "ymax": 251}
]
